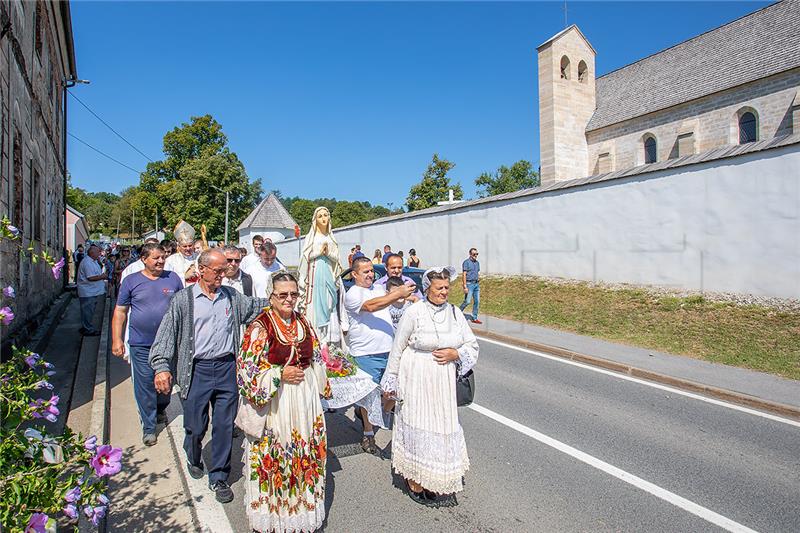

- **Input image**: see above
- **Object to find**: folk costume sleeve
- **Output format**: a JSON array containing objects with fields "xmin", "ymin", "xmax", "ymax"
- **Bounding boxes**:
[
  {"xmin": 453, "ymin": 305, "xmax": 479, "ymax": 376},
  {"xmin": 237, "ymin": 318, "xmax": 282, "ymax": 407},
  {"xmin": 381, "ymin": 303, "xmax": 417, "ymax": 394}
]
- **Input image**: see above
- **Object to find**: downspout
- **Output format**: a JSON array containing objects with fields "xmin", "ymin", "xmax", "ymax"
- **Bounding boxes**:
[{"xmin": 63, "ymin": 79, "xmax": 75, "ymax": 289}]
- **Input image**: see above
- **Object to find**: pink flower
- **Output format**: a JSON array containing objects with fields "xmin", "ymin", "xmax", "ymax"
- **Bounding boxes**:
[
  {"xmin": 319, "ymin": 344, "xmax": 330, "ymax": 364},
  {"xmin": 7, "ymin": 224, "xmax": 20, "ymax": 237},
  {"xmin": 3, "ymin": 286, "xmax": 14, "ymax": 298},
  {"xmin": 25, "ymin": 513, "xmax": 48, "ymax": 533},
  {"xmin": 84, "ymin": 435, "xmax": 98, "ymax": 451},
  {"xmin": 51, "ymin": 257, "xmax": 65, "ymax": 280},
  {"xmin": 0, "ymin": 306, "xmax": 13, "ymax": 326},
  {"xmin": 29, "ymin": 394, "xmax": 60, "ymax": 423},
  {"xmin": 63, "ymin": 503, "xmax": 78, "ymax": 519},
  {"xmin": 25, "ymin": 352, "xmax": 41, "ymax": 368},
  {"xmin": 64, "ymin": 485, "xmax": 81, "ymax": 503},
  {"xmin": 90, "ymin": 445, "xmax": 123, "ymax": 477}
]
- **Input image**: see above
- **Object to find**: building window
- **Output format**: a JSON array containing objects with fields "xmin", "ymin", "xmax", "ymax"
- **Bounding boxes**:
[
  {"xmin": 738, "ymin": 111, "xmax": 757, "ymax": 144},
  {"xmin": 560, "ymin": 55, "xmax": 570, "ymax": 80},
  {"xmin": 578, "ymin": 60, "xmax": 588, "ymax": 83},
  {"xmin": 644, "ymin": 136, "xmax": 657, "ymax": 164}
]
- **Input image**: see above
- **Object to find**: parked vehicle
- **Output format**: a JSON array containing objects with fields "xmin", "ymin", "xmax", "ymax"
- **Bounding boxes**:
[{"xmin": 340, "ymin": 263, "xmax": 425, "ymax": 291}]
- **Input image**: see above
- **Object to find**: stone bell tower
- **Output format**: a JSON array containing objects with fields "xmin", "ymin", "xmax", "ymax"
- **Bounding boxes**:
[{"xmin": 537, "ymin": 25, "xmax": 596, "ymax": 185}]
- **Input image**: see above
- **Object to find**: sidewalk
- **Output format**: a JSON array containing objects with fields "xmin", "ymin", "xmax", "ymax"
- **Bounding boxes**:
[{"xmin": 470, "ymin": 314, "xmax": 800, "ymax": 417}]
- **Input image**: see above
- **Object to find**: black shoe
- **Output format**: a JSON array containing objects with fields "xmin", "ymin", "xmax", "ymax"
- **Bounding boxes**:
[
  {"xmin": 209, "ymin": 480, "xmax": 234, "ymax": 503},
  {"xmin": 186, "ymin": 461, "xmax": 204, "ymax": 479},
  {"xmin": 406, "ymin": 481, "xmax": 435, "ymax": 507},
  {"xmin": 157, "ymin": 411, "xmax": 168, "ymax": 425},
  {"xmin": 360, "ymin": 435, "xmax": 378, "ymax": 455}
]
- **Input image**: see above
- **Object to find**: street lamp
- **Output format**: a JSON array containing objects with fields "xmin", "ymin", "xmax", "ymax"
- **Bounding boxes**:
[{"xmin": 209, "ymin": 185, "xmax": 230, "ymax": 244}]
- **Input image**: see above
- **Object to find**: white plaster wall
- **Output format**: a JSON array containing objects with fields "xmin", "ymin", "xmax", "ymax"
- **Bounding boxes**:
[
  {"xmin": 276, "ymin": 146, "xmax": 800, "ymax": 298},
  {"xmin": 238, "ymin": 227, "xmax": 295, "ymax": 253}
]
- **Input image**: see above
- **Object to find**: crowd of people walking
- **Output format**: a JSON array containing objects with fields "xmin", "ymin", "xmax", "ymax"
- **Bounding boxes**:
[{"xmin": 75, "ymin": 214, "xmax": 482, "ymax": 532}]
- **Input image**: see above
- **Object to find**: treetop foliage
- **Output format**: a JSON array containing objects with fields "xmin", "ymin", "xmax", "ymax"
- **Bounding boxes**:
[
  {"xmin": 474, "ymin": 160, "xmax": 540, "ymax": 198},
  {"xmin": 406, "ymin": 154, "xmax": 463, "ymax": 212}
]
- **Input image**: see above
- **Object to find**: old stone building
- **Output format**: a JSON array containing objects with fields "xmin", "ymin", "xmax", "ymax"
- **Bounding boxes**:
[
  {"xmin": 538, "ymin": 0, "xmax": 800, "ymax": 184},
  {"xmin": 0, "ymin": 1, "xmax": 77, "ymax": 339}
]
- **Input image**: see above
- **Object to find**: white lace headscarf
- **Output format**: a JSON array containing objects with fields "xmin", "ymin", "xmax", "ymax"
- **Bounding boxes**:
[{"xmin": 422, "ymin": 266, "xmax": 457, "ymax": 293}]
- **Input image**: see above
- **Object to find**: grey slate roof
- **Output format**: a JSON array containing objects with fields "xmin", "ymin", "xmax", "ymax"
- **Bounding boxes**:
[
  {"xmin": 278, "ymin": 133, "xmax": 800, "ymax": 240},
  {"xmin": 588, "ymin": 0, "xmax": 800, "ymax": 131},
  {"xmin": 236, "ymin": 193, "xmax": 297, "ymax": 232}
]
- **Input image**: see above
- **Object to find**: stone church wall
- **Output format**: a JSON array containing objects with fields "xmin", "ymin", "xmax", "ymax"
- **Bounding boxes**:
[
  {"xmin": 276, "ymin": 143, "xmax": 800, "ymax": 299},
  {"xmin": 0, "ymin": 2, "xmax": 70, "ymax": 339},
  {"xmin": 587, "ymin": 69, "xmax": 800, "ymax": 174}
]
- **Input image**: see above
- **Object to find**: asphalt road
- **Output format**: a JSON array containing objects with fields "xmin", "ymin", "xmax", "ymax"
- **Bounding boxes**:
[{"xmin": 202, "ymin": 339, "xmax": 800, "ymax": 532}]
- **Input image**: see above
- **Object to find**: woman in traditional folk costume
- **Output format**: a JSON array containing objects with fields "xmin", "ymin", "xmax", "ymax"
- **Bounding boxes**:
[
  {"xmin": 297, "ymin": 207, "xmax": 346, "ymax": 344},
  {"xmin": 381, "ymin": 267, "xmax": 479, "ymax": 507},
  {"xmin": 237, "ymin": 272, "xmax": 331, "ymax": 532}
]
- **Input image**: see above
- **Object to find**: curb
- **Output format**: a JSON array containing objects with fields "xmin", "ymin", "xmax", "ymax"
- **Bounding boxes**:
[
  {"xmin": 80, "ymin": 295, "xmax": 112, "ymax": 533},
  {"xmin": 472, "ymin": 329, "xmax": 800, "ymax": 421}
]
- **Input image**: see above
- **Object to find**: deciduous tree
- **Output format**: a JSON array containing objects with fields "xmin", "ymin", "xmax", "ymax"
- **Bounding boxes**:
[
  {"xmin": 475, "ymin": 160, "xmax": 539, "ymax": 198},
  {"xmin": 406, "ymin": 154, "xmax": 462, "ymax": 211}
]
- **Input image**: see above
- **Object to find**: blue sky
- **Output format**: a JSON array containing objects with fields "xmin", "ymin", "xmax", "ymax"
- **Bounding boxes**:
[{"xmin": 68, "ymin": 1, "xmax": 769, "ymax": 206}]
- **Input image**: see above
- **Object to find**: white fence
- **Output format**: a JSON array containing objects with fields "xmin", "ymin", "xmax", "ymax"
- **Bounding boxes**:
[{"xmin": 277, "ymin": 142, "xmax": 800, "ymax": 299}]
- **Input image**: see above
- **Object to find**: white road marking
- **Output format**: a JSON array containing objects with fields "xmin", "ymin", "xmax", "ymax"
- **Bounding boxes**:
[
  {"xmin": 165, "ymin": 402, "xmax": 235, "ymax": 533},
  {"xmin": 479, "ymin": 337, "xmax": 800, "ymax": 429},
  {"xmin": 470, "ymin": 403, "xmax": 759, "ymax": 533}
]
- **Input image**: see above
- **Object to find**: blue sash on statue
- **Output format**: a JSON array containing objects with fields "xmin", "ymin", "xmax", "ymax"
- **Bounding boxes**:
[{"xmin": 313, "ymin": 256, "xmax": 337, "ymax": 328}]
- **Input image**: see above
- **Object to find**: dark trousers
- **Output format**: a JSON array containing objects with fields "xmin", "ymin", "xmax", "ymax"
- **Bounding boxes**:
[
  {"xmin": 130, "ymin": 346, "xmax": 171, "ymax": 434},
  {"xmin": 79, "ymin": 295, "xmax": 102, "ymax": 332},
  {"xmin": 182, "ymin": 354, "xmax": 238, "ymax": 483}
]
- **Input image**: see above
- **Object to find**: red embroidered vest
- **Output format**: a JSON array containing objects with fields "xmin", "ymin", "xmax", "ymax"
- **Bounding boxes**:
[{"xmin": 262, "ymin": 311, "xmax": 315, "ymax": 369}]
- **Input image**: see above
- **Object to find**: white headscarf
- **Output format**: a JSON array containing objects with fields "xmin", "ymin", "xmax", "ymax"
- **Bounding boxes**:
[{"xmin": 422, "ymin": 265, "xmax": 457, "ymax": 293}]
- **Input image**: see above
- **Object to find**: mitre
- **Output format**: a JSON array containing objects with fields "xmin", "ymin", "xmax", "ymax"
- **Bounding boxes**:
[{"xmin": 173, "ymin": 220, "xmax": 196, "ymax": 245}]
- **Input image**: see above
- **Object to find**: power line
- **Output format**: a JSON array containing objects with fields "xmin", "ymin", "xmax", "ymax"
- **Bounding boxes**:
[
  {"xmin": 68, "ymin": 90, "xmax": 154, "ymax": 163},
  {"xmin": 68, "ymin": 132, "xmax": 142, "ymax": 175}
]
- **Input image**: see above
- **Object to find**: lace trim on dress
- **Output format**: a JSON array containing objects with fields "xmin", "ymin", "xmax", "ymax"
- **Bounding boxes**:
[
  {"xmin": 380, "ymin": 374, "xmax": 399, "ymax": 394},
  {"xmin": 456, "ymin": 346, "xmax": 478, "ymax": 376},
  {"xmin": 322, "ymin": 370, "xmax": 379, "ymax": 409},
  {"xmin": 391, "ymin": 416, "xmax": 469, "ymax": 494}
]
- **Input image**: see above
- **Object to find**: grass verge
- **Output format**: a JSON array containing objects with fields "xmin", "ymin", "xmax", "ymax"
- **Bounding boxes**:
[{"xmin": 450, "ymin": 277, "xmax": 800, "ymax": 381}]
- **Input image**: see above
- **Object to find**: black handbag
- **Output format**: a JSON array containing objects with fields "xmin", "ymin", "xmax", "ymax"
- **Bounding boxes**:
[{"xmin": 456, "ymin": 369, "xmax": 475, "ymax": 407}]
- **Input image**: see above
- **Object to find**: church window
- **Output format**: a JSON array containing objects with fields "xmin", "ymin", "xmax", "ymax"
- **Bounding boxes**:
[
  {"xmin": 578, "ymin": 60, "xmax": 588, "ymax": 83},
  {"xmin": 738, "ymin": 111, "xmax": 757, "ymax": 144},
  {"xmin": 644, "ymin": 136, "xmax": 657, "ymax": 164},
  {"xmin": 560, "ymin": 56, "xmax": 570, "ymax": 80}
]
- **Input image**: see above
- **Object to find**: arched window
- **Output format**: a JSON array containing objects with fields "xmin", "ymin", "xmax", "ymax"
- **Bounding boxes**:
[
  {"xmin": 738, "ymin": 111, "xmax": 757, "ymax": 144},
  {"xmin": 560, "ymin": 55, "xmax": 570, "ymax": 80},
  {"xmin": 578, "ymin": 60, "xmax": 588, "ymax": 83},
  {"xmin": 644, "ymin": 136, "xmax": 657, "ymax": 164}
]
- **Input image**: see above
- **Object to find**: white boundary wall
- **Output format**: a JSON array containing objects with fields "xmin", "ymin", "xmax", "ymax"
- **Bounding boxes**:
[{"xmin": 277, "ymin": 145, "xmax": 800, "ymax": 298}]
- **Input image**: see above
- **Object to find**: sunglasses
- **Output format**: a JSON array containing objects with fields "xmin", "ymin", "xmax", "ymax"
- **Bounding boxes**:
[
  {"xmin": 271, "ymin": 291, "xmax": 300, "ymax": 301},
  {"xmin": 226, "ymin": 258, "xmax": 242, "ymax": 263}
]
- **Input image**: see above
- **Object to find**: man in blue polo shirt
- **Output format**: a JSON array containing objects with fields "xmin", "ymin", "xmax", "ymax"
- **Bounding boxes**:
[
  {"xmin": 459, "ymin": 247, "xmax": 481, "ymax": 324},
  {"xmin": 111, "ymin": 242, "xmax": 184, "ymax": 446}
]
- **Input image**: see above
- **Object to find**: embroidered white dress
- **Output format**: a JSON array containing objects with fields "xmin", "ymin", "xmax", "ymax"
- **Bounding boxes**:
[{"xmin": 381, "ymin": 300, "xmax": 479, "ymax": 494}]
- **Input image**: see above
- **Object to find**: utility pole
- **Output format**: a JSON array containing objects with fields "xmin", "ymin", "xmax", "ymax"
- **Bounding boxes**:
[
  {"xmin": 116, "ymin": 214, "xmax": 120, "ymax": 242},
  {"xmin": 131, "ymin": 211, "xmax": 135, "ymax": 244},
  {"xmin": 156, "ymin": 208, "xmax": 159, "ymax": 240},
  {"xmin": 224, "ymin": 191, "xmax": 229, "ymax": 244}
]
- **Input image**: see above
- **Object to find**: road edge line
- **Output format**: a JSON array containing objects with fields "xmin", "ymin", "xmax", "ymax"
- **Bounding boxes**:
[{"xmin": 472, "ymin": 329, "xmax": 800, "ymax": 421}]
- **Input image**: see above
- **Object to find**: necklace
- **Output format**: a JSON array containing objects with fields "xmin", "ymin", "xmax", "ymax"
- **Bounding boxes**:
[{"xmin": 270, "ymin": 309, "xmax": 299, "ymax": 345}]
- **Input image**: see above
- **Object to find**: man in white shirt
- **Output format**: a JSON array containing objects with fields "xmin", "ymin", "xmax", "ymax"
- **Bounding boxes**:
[
  {"xmin": 241, "ymin": 241, "xmax": 285, "ymax": 297},
  {"xmin": 221, "ymin": 245, "xmax": 253, "ymax": 296},
  {"xmin": 344, "ymin": 256, "xmax": 413, "ymax": 453},
  {"xmin": 77, "ymin": 245, "xmax": 107, "ymax": 336},
  {"xmin": 239, "ymin": 234, "xmax": 264, "ymax": 273}
]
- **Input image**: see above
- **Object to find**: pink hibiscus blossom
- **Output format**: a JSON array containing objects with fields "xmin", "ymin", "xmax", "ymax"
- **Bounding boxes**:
[
  {"xmin": 25, "ymin": 513, "xmax": 48, "ymax": 533},
  {"xmin": 3, "ymin": 286, "xmax": 14, "ymax": 298},
  {"xmin": 91, "ymin": 445, "xmax": 123, "ymax": 477},
  {"xmin": 0, "ymin": 306, "xmax": 14, "ymax": 326},
  {"xmin": 51, "ymin": 257, "xmax": 65, "ymax": 280}
]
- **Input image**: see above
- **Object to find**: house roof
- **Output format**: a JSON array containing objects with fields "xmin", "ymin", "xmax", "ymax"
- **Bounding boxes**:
[
  {"xmin": 236, "ymin": 193, "xmax": 297, "ymax": 232},
  {"xmin": 537, "ymin": 24, "xmax": 597, "ymax": 55},
  {"xmin": 587, "ymin": 0, "xmax": 800, "ymax": 131},
  {"xmin": 278, "ymin": 133, "xmax": 800, "ymax": 239},
  {"xmin": 66, "ymin": 204, "xmax": 85, "ymax": 218}
]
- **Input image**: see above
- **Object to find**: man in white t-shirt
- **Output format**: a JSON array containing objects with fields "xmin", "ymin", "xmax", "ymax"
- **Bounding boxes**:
[
  {"xmin": 77, "ymin": 245, "xmax": 107, "ymax": 336},
  {"xmin": 241, "ymin": 241, "xmax": 285, "ymax": 297},
  {"xmin": 344, "ymin": 256, "xmax": 414, "ymax": 453}
]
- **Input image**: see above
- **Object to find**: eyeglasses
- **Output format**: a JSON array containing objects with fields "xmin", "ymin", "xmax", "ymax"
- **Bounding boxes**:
[
  {"xmin": 226, "ymin": 258, "xmax": 242, "ymax": 263},
  {"xmin": 203, "ymin": 267, "xmax": 227, "ymax": 277},
  {"xmin": 271, "ymin": 291, "xmax": 300, "ymax": 301}
]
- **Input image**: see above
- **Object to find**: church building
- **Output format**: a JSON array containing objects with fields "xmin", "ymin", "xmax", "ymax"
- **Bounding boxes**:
[{"xmin": 537, "ymin": 0, "xmax": 800, "ymax": 184}]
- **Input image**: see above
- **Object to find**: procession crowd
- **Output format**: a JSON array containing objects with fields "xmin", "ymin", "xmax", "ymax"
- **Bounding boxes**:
[{"xmin": 72, "ymin": 207, "xmax": 483, "ymax": 532}]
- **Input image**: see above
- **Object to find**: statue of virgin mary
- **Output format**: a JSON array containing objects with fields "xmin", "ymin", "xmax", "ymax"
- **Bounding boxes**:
[{"xmin": 297, "ymin": 206, "xmax": 346, "ymax": 344}]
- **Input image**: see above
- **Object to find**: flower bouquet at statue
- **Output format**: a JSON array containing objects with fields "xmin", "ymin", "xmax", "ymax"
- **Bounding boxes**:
[
  {"xmin": 320, "ymin": 345, "xmax": 390, "ymax": 428},
  {"xmin": 319, "ymin": 344, "xmax": 358, "ymax": 378}
]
